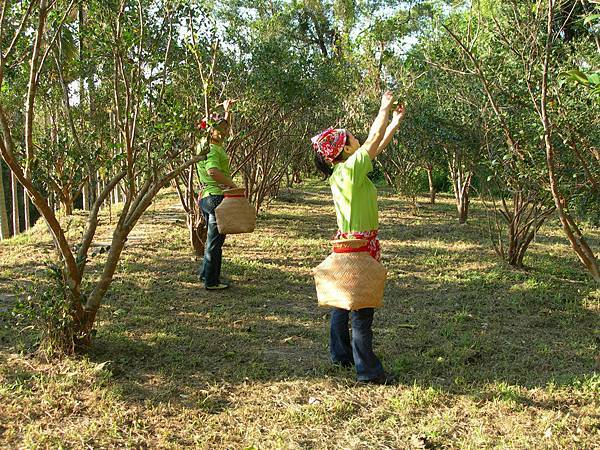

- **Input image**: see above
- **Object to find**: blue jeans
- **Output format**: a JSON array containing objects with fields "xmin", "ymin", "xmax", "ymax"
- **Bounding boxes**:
[
  {"xmin": 199, "ymin": 195, "xmax": 225, "ymax": 287},
  {"xmin": 330, "ymin": 307, "xmax": 384, "ymax": 381}
]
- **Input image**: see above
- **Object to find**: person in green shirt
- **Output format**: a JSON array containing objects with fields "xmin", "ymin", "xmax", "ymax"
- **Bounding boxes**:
[
  {"xmin": 311, "ymin": 91, "xmax": 406, "ymax": 384},
  {"xmin": 196, "ymin": 100, "xmax": 237, "ymax": 290}
]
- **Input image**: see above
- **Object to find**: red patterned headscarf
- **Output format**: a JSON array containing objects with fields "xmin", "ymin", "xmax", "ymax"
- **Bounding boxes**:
[
  {"xmin": 311, "ymin": 127, "xmax": 347, "ymax": 163},
  {"xmin": 198, "ymin": 113, "xmax": 226, "ymax": 130}
]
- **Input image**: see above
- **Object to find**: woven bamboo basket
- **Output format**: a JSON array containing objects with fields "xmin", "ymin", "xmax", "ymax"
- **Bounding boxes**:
[
  {"xmin": 313, "ymin": 239, "xmax": 387, "ymax": 310},
  {"xmin": 215, "ymin": 188, "xmax": 256, "ymax": 234}
]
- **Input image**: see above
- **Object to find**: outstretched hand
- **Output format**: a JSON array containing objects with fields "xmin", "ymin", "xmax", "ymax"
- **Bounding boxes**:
[
  {"xmin": 392, "ymin": 103, "xmax": 406, "ymax": 124},
  {"xmin": 380, "ymin": 90, "xmax": 394, "ymax": 111},
  {"xmin": 222, "ymin": 98, "xmax": 238, "ymax": 111}
]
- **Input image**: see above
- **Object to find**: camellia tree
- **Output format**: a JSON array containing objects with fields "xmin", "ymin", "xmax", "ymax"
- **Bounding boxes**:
[
  {"xmin": 167, "ymin": 6, "xmax": 226, "ymax": 258},
  {"xmin": 213, "ymin": 0, "xmax": 357, "ymax": 209},
  {"xmin": 439, "ymin": 0, "xmax": 599, "ymax": 279},
  {"xmin": 0, "ymin": 0, "xmax": 210, "ymax": 352},
  {"xmin": 370, "ymin": 3, "xmax": 560, "ymax": 266}
]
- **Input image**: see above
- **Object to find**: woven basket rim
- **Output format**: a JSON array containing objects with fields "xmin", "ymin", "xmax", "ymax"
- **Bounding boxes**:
[
  {"xmin": 331, "ymin": 238, "xmax": 369, "ymax": 249},
  {"xmin": 223, "ymin": 188, "xmax": 246, "ymax": 196}
]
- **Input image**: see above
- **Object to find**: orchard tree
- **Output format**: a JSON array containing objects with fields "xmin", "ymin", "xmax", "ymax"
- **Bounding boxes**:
[
  {"xmin": 440, "ymin": 0, "xmax": 599, "ymax": 279},
  {"xmin": 415, "ymin": 6, "xmax": 555, "ymax": 268},
  {"xmin": 0, "ymin": 0, "xmax": 209, "ymax": 352}
]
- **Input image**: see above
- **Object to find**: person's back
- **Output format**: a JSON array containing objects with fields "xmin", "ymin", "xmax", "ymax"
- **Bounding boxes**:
[{"xmin": 329, "ymin": 147, "xmax": 378, "ymax": 234}]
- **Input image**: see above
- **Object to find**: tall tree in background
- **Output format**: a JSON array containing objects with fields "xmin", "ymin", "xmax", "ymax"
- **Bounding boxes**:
[{"xmin": 10, "ymin": 172, "xmax": 19, "ymax": 234}]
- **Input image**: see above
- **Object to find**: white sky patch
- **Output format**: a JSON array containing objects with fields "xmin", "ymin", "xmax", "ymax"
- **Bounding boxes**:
[{"xmin": 68, "ymin": 80, "xmax": 81, "ymax": 107}]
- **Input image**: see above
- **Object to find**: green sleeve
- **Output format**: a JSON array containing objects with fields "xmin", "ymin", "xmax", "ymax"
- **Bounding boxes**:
[{"xmin": 344, "ymin": 148, "xmax": 373, "ymax": 183}]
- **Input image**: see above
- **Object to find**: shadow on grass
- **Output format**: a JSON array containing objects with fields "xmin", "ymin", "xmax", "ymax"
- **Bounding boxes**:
[
  {"xmin": 274, "ymin": 188, "xmax": 332, "ymax": 207},
  {"xmin": 87, "ymin": 225, "xmax": 599, "ymax": 412},
  {"xmin": 4, "ymin": 188, "xmax": 596, "ymax": 415}
]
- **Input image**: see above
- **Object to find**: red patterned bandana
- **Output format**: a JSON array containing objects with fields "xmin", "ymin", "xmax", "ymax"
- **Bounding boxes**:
[{"xmin": 311, "ymin": 127, "xmax": 347, "ymax": 163}]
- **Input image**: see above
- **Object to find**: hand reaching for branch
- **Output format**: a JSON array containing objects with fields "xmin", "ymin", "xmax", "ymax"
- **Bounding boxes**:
[
  {"xmin": 222, "ymin": 99, "xmax": 238, "ymax": 112},
  {"xmin": 374, "ymin": 102, "xmax": 406, "ymax": 156},
  {"xmin": 380, "ymin": 90, "xmax": 394, "ymax": 111},
  {"xmin": 392, "ymin": 103, "xmax": 406, "ymax": 125}
]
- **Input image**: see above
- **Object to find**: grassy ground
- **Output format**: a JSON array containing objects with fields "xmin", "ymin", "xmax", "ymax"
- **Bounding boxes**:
[{"xmin": 0, "ymin": 185, "xmax": 598, "ymax": 449}]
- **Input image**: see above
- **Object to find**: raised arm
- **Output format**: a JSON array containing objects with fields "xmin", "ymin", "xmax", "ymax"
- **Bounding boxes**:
[
  {"xmin": 222, "ymin": 98, "xmax": 236, "ymax": 136},
  {"xmin": 374, "ymin": 103, "xmax": 406, "ymax": 157},
  {"xmin": 207, "ymin": 167, "xmax": 236, "ymax": 188},
  {"xmin": 363, "ymin": 91, "xmax": 395, "ymax": 160}
]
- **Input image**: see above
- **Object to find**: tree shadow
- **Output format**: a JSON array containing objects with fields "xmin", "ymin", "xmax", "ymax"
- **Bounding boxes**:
[
  {"xmin": 86, "ymin": 232, "xmax": 599, "ymax": 413},
  {"xmin": 274, "ymin": 188, "xmax": 332, "ymax": 207},
  {"xmin": 3, "ymin": 187, "xmax": 598, "ymax": 419}
]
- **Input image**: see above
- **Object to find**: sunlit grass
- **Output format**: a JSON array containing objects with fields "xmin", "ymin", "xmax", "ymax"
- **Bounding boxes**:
[{"xmin": 0, "ymin": 185, "xmax": 598, "ymax": 448}]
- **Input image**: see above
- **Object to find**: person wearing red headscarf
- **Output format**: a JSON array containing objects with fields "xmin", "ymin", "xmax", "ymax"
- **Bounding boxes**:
[{"xmin": 312, "ymin": 91, "xmax": 406, "ymax": 384}]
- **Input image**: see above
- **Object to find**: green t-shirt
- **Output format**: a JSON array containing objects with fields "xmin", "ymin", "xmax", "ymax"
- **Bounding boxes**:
[
  {"xmin": 196, "ymin": 143, "xmax": 232, "ymax": 198},
  {"xmin": 329, "ymin": 147, "xmax": 378, "ymax": 233}
]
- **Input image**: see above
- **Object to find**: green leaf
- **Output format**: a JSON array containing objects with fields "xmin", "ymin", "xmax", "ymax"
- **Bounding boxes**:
[
  {"xmin": 562, "ymin": 69, "xmax": 589, "ymax": 85},
  {"xmin": 583, "ymin": 14, "xmax": 600, "ymax": 26},
  {"xmin": 587, "ymin": 73, "xmax": 600, "ymax": 86}
]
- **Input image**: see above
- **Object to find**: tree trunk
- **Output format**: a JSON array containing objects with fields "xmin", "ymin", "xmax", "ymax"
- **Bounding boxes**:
[
  {"xmin": 23, "ymin": 188, "xmax": 30, "ymax": 230},
  {"xmin": 285, "ymin": 169, "xmax": 291, "ymax": 188},
  {"xmin": 457, "ymin": 194, "xmax": 469, "ymax": 224},
  {"xmin": 64, "ymin": 200, "xmax": 73, "ymax": 216},
  {"xmin": 92, "ymin": 170, "xmax": 99, "ymax": 208},
  {"xmin": 82, "ymin": 183, "xmax": 89, "ymax": 210},
  {"xmin": 451, "ymin": 170, "xmax": 471, "ymax": 224},
  {"xmin": 188, "ymin": 214, "xmax": 206, "ymax": 257},
  {"xmin": 499, "ymin": 191, "xmax": 555, "ymax": 270},
  {"xmin": 69, "ymin": 232, "xmax": 102, "ymax": 346},
  {"xmin": 11, "ymin": 172, "xmax": 20, "ymax": 235},
  {"xmin": 447, "ymin": 149, "xmax": 472, "ymax": 224},
  {"xmin": 49, "ymin": 191, "xmax": 56, "ymax": 212},
  {"xmin": 75, "ymin": 227, "xmax": 128, "ymax": 345},
  {"xmin": 60, "ymin": 188, "xmax": 74, "ymax": 216},
  {"xmin": 426, "ymin": 164, "xmax": 436, "ymax": 204},
  {"xmin": 539, "ymin": 0, "xmax": 600, "ymax": 283},
  {"xmin": 0, "ymin": 162, "xmax": 9, "ymax": 239}
]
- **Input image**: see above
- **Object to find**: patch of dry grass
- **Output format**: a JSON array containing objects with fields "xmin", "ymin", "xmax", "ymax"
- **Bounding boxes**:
[{"xmin": 0, "ymin": 185, "xmax": 599, "ymax": 448}]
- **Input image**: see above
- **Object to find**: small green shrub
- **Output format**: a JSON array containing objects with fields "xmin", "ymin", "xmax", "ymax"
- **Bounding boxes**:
[{"xmin": 12, "ymin": 262, "xmax": 76, "ymax": 359}]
